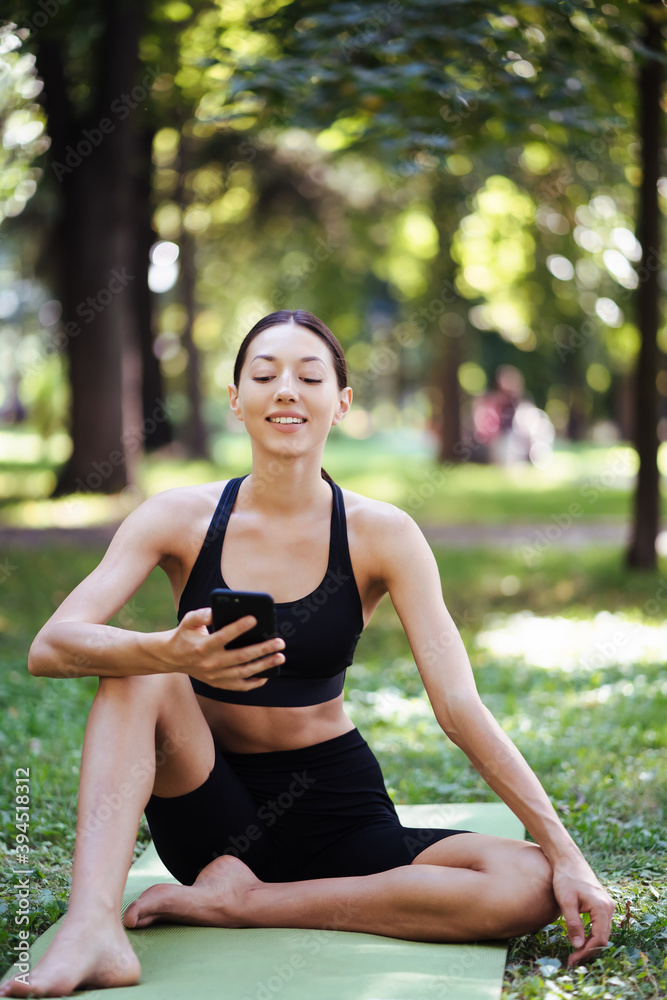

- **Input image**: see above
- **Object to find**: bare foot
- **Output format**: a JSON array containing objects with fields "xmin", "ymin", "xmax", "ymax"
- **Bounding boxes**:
[
  {"xmin": 123, "ymin": 855, "xmax": 261, "ymax": 929},
  {"xmin": 0, "ymin": 916, "xmax": 140, "ymax": 998}
]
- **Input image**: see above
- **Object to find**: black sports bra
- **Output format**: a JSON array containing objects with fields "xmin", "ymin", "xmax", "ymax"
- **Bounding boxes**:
[{"xmin": 177, "ymin": 476, "xmax": 364, "ymax": 707}]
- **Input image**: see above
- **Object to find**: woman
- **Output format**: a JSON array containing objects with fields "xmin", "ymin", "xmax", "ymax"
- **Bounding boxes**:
[{"xmin": 1, "ymin": 310, "xmax": 613, "ymax": 998}]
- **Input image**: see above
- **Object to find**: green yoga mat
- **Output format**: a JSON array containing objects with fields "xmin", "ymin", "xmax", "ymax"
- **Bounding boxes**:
[{"xmin": 9, "ymin": 803, "xmax": 524, "ymax": 1000}]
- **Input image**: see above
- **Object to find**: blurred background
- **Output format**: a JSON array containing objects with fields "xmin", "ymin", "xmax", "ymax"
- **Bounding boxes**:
[
  {"xmin": 0, "ymin": 0, "xmax": 665, "ymax": 565},
  {"xmin": 2, "ymin": 5, "xmax": 667, "ymax": 993}
]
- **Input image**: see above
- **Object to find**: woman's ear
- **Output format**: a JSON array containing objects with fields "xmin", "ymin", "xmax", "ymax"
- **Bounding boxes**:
[
  {"xmin": 332, "ymin": 386, "xmax": 353, "ymax": 426},
  {"xmin": 228, "ymin": 383, "xmax": 244, "ymax": 423}
]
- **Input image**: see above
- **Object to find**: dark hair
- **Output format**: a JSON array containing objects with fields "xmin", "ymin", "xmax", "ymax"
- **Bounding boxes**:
[
  {"xmin": 233, "ymin": 310, "xmax": 348, "ymax": 390},
  {"xmin": 232, "ymin": 310, "xmax": 348, "ymax": 484}
]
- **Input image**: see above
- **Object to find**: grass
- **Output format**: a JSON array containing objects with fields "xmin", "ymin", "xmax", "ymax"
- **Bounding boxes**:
[
  {"xmin": 0, "ymin": 535, "xmax": 666, "ymax": 998},
  {"xmin": 0, "ymin": 433, "xmax": 666, "ymax": 996},
  {"xmin": 2, "ymin": 427, "xmax": 666, "ymax": 526}
]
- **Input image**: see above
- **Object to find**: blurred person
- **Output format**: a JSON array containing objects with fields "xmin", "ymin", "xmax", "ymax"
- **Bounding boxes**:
[{"xmin": 473, "ymin": 366, "xmax": 554, "ymax": 467}]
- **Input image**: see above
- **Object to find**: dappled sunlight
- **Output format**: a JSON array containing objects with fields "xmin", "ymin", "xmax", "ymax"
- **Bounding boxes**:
[
  {"xmin": 1, "ymin": 493, "xmax": 138, "ymax": 527},
  {"xmin": 0, "ymin": 468, "xmax": 56, "ymax": 499},
  {"xmin": 346, "ymin": 685, "xmax": 433, "ymax": 725},
  {"xmin": 0, "ymin": 437, "xmax": 662, "ymax": 530},
  {"xmin": 475, "ymin": 610, "xmax": 667, "ymax": 672},
  {"xmin": 0, "ymin": 429, "xmax": 70, "ymax": 464}
]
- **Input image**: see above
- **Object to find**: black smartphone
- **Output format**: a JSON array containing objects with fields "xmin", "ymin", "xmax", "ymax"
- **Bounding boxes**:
[{"xmin": 209, "ymin": 588, "xmax": 280, "ymax": 679}]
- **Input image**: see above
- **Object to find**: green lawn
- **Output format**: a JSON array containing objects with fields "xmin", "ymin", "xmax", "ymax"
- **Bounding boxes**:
[
  {"xmin": 1, "ymin": 532, "xmax": 666, "ymax": 998},
  {"xmin": 2, "ymin": 428, "xmax": 666, "ymax": 526}
]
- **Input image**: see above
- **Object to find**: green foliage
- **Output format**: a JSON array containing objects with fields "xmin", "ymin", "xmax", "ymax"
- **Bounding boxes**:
[
  {"xmin": 1, "ymin": 510, "xmax": 666, "ymax": 995},
  {"xmin": 4, "ymin": 0, "xmax": 661, "ymax": 446},
  {"xmin": 0, "ymin": 24, "xmax": 47, "ymax": 224}
]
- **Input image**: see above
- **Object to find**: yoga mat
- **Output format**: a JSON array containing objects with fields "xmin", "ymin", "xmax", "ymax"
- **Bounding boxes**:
[{"xmin": 6, "ymin": 803, "xmax": 524, "ymax": 1000}]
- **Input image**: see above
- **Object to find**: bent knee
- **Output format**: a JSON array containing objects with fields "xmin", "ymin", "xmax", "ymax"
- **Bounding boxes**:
[
  {"xmin": 517, "ymin": 842, "xmax": 553, "ymax": 883},
  {"xmin": 502, "ymin": 844, "xmax": 559, "ymax": 936},
  {"xmin": 97, "ymin": 670, "xmax": 191, "ymax": 700}
]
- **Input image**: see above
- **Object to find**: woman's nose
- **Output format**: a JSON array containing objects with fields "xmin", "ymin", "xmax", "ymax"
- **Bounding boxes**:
[{"xmin": 274, "ymin": 373, "xmax": 298, "ymax": 400}]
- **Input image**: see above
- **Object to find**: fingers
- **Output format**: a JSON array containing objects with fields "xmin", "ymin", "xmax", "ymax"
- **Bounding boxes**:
[
  {"xmin": 217, "ymin": 614, "xmax": 259, "ymax": 643},
  {"xmin": 204, "ymin": 619, "xmax": 285, "ymax": 687},
  {"xmin": 566, "ymin": 927, "xmax": 609, "ymax": 967},
  {"xmin": 559, "ymin": 894, "xmax": 586, "ymax": 951},
  {"xmin": 209, "ymin": 615, "xmax": 286, "ymax": 664},
  {"xmin": 563, "ymin": 894, "xmax": 615, "ymax": 968},
  {"xmin": 181, "ymin": 607, "xmax": 212, "ymax": 629},
  {"xmin": 177, "ymin": 608, "xmax": 285, "ymax": 689},
  {"xmin": 231, "ymin": 643, "xmax": 285, "ymax": 677}
]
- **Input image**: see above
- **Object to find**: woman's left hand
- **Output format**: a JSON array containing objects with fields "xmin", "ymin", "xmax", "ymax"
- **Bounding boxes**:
[{"xmin": 551, "ymin": 859, "xmax": 615, "ymax": 966}]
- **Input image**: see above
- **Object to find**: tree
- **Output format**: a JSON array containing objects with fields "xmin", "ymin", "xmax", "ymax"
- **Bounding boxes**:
[
  {"xmin": 27, "ymin": 1, "xmax": 150, "ymax": 493},
  {"xmin": 223, "ymin": 0, "xmax": 664, "ymax": 565},
  {"xmin": 8, "ymin": 0, "xmax": 180, "ymax": 494},
  {"xmin": 627, "ymin": 0, "xmax": 665, "ymax": 570}
]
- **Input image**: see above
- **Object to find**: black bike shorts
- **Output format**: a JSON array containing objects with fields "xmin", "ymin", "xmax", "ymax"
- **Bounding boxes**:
[{"xmin": 144, "ymin": 727, "xmax": 470, "ymax": 885}]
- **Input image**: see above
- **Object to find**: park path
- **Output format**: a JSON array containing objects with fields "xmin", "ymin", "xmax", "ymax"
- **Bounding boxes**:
[{"xmin": 0, "ymin": 519, "xmax": 632, "ymax": 550}]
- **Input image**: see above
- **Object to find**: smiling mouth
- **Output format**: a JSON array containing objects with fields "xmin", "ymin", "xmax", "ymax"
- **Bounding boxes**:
[{"xmin": 267, "ymin": 417, "xmax": 306, "ymax": 424}]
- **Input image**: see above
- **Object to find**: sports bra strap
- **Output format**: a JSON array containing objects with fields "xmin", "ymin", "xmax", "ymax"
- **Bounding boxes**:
[{"xmin": 213, "ymin": 475, "xmax": 351, "ymax": 582}]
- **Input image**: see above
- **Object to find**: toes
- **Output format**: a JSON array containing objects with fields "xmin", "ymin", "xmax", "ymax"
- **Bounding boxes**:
[
  {"xmin": 123, "ymin": 902, "xmax": 157, "ymax": 929},
  {"xmin": 123, "ymin": 886, "xmax": 175, "ymax": 928}
]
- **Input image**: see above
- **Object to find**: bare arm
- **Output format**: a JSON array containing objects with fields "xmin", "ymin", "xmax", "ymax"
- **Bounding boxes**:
[
  {"xmin": 371, "ymin": 504, "xmax": 614, "ymax": 965},
  {"xmin": 29, "ymin": 490, "xmax": 284, "ymax": 689}
]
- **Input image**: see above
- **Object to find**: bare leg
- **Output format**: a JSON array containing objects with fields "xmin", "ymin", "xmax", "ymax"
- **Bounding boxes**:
[
  {"xmin": 125, "ymin": 833, "xmax": 559, "ymax": 943},
  {"xmin": 0, "ymin": 673, "xmax": 217, "ymax": 998}
]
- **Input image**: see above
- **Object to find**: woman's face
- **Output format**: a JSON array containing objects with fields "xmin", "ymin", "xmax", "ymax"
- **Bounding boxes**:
[{"xmin": 229, "ymin": 324, "xmax": 351, "ymax": 456}]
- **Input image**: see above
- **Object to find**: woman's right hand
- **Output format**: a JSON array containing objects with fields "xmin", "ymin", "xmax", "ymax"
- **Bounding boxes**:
[{"xmin": 163, "ymin": 607, "xmax": 285, "ymax": 689}]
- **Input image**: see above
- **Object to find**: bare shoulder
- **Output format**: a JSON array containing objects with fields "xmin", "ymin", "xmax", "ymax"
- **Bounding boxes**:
[
  {"xmin": 342, "ymin": 488, "xmax": 418, "ymax": 536},
  {"xmin": 137, "ymin": 480, "xmax": 224, "ymax": 518},
  {"xmin": 341, "ymin": 488, "xmax": 428, "ymax": 580},
  {"xmin": 111, "ymin": 480, "xmax": 227, "ymax": 561}
]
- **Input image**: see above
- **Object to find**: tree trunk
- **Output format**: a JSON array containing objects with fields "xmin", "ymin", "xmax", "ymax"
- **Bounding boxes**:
[
  {"xmin": 177, "ymin": 137, "xmax": 209, "ymax": 458},
  {"xmin": 133, "ymin": 125, "xmax": 173, "ymax": 451},
  {"xmin": 36, "ymin": 2, "xmax": 148, "ymax": 495},
  {"xmin": 438, "ymin": 331, "xmax": 462, "ymax": 462},
  {"xmin": 627, "ymin": 1, "xmax": 663, "ymax": 569}
]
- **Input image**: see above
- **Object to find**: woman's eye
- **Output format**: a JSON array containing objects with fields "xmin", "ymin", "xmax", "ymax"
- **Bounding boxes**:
[
  {"xmin": 301, "ymin": 378, "xmax": 323, "ymax": 384},
  {"xmin": 252, "ymin": 376, "xmax": 274, "ymax": 382}
]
